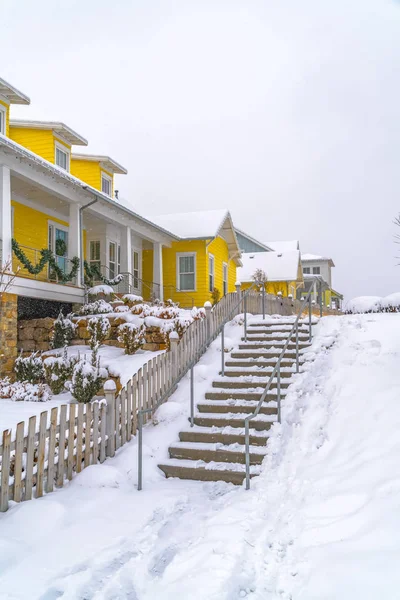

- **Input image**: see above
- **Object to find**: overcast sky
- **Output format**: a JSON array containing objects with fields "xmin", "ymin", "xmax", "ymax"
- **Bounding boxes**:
[{"xmin": 2, "ymin": 0, "xmax": 400, "ymax": 300}]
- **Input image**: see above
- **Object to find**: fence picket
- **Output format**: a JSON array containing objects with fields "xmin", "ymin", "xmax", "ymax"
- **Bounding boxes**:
[
  {"xmin": 46, "ymin": 407, "xmax": 58, "ymax": 493},
  {"xmin": 99, "ymin": 403, "xmax": 106, "ymax": 463},
  {"xmin": 57, "ymin": 405, "xmax": 67, "ymax": 487},
  {"xmin": 36, "ymin": 411, "xmax": 47, "ymax": 498},
  {"xmin": 67, "ymin": 404, "xmax": 76, "ymax": 480},
  {"xmin": 0, "ymin": 429, "xmax": 11, "ymax": 511},
  {"xmin": 121, "ymin": 388, "xmax": 127, "ymax": 446},
  {"xmin": 25, "ymin": 415, "xmax": 36, "ymax": 500},
  {"xmin": 126, "ymin": 381, "xmax": 132, "ymax": 442},
  {"xmin": 142, "ymin": 364, "xmax": 148, "ymax": 423},
  {"xmin": 84, "ymin": 403, "xmax": 91, "ymax": 468},
  {"xmin": 13, "ymin": 422, "xmax": 24, "ymax": 503},
  {"xmin": 92, "ymin": 402, "xmax": 99, "ymax": 464},
  {"xmin": 131, "ymin": 374, "xmax": 138, "ymax": 435},
  {"xmin": 115, "ymin": 393, "xmax": 121, "ymax": 450},
  {"xmin": 76, "ymin": 404, "xmax": 84, "ymax": 474}
]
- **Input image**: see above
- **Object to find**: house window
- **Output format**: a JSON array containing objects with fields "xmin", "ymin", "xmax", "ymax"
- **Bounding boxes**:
[
  {"xmin": 312, "ymin": 267, "xmax": 320, "ymax": 275},
  {"xmin": 303, "ymin": 267, "xmax": 310, "ymax": 274},
  {"xmin": 109, "ymin": 242, "xmax": 116, "ymax": 279},
  {"xmin": 48, "ymin": 223, "xmax": 69, "ymax": 277},
  {"xmin": 222, "ymin": 263, "xmax": 228, "ymax": 296},
  {"xmin": 117, "ymin": 245, "xmax": 121, "ymax": 274},
  {"xmin": 177, "ymin": 253, "xmax": 196, "ymax": 291},
  {"xmin": 209, "ymin": 254, "xmax": 215, "ymax": 292},
  {"xmin": 133, "ymin": 250, "xmax": 140, "ymax": 289},
  {"xmin": 55, "ymin": 143, "xmax": 70, "ymax": 171},
  {"xmin": 89, "ymin": 241, "xmax": 101, "ymax": 274},
  {"xmin": 101, "ymin": 173, "xmax": 112, "ymax": 197},
  {"xmin": 0, "ymin": 106, "xmax": 5, "ymax": 135}
]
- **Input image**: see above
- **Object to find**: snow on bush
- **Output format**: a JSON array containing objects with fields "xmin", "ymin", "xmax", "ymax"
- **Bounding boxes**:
[
  {"xmin": 0, "ymin": 378, "xmax": 51, "ymax": 402},
  {"xmin": 51, "ymin": 311, "xmax": 76, "ymax": 349},
  {"xmin": 122, "ymin": 294, "xmax": 143, "ymax": 308},
  {"xmin": 70, "ymin": 359, "xmax": 105, "ymax": 403},
  {"xmin": 78, "ymin": 299, "xmax": 113, "ymax": 316},
  {"xmin": 346, "ymin": 293, "xmax": 400, "ymax": 314},
  {"xmin": 87, "ymin": 316, "xmax": 111, "ymax": 354},
  {"xmin": 14, "ymin": 352, "xmax": 44, "ymax": 384},
  {"xmin": 43, "ymin": 350, "xmax": 79, "ymax": 394},
  {"xmin": 87, "ymin": 284, "xmax": 114, "ymax": 296},
  {"xmin": 118, "ymin": 322, "xmax": 146, "ymax": 355}
]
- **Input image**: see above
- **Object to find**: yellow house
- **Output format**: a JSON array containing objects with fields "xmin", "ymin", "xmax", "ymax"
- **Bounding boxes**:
[
  {"xmin": 144, "ymin": 210, "xmax": 242, "ymax": 307},
  {"xmin": 238, "ymin": 250, "xmax": 304, "ymax": 297}
]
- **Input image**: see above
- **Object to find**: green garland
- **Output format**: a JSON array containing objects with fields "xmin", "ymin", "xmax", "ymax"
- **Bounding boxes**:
[
  {"xmin": 83, "ymin": 261, "xmax": 124, "ymax": 287},
  {"xmin": 12, "ymin": 239, "xmax": 80, "ymax": 283}
]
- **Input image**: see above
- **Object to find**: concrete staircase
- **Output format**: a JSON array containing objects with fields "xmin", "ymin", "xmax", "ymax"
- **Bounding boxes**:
[{"xmin": 158, "ymin": 319, "xmax": 312, "ymax": 485}]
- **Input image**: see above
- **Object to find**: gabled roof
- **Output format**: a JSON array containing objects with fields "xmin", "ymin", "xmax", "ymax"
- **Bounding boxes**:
[
  {"xmin": 235, "ymin": 228, "xmax": 273, "ymax": 252},
  {"xmin": 0, "ymin": 77, "xmax": 30, "ymax": 105},
  {"xmin": 302, "ymin": 253, "xmax": 335, "ymax": 267},
  {"xmin": 149, "ymin": 209, "xmax": 242, "ymax": 264},
  {"xmin": 266, "ymin": 240, "xmax": 300, "ymax": 252},
  {"xmin": 71, "ymin": 153, "xmax": 127, "ymax": 175},
  {"xmin": 238, "ymin": 250, "xmax": 302, "ymax": 283},
  {"xmin": 9, "ymin": 119, "xmax": 88, "ymax": 146}
]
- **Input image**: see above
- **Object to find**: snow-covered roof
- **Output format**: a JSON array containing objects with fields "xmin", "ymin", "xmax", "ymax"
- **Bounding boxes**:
[
  {"xmin": 71, "ymin": 153, "xmax": 127, "ymax": 175},
  {"xmin": 238, "ymin": 250, "xmax": 302, "ymax": 283},
  {"xmin": 302, "ymin": 253, "xmax": 335, "ymax": 267},
  {"xmin": 266, "ymin": 240, "xmax": 299, "ymax": 252},
  {"xmin": 9, "ymin": 119, "xmax": 88, "ymax": 146},
  {"xmin": 0, "ymin": 77, "xmax": 30, "ymax": 105},
  {"xmin": 149, "ymin": 209, "xmax": 228, "ymax": 239}
]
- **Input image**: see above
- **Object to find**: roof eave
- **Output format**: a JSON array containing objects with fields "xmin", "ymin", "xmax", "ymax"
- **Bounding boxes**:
[
  {"xmin": 9, "ymin": 120, "xmax": 88, "ymax": 146},
  {"xmin": 0, "ymin": 78, "xmax": 30, "ymax": 105}
]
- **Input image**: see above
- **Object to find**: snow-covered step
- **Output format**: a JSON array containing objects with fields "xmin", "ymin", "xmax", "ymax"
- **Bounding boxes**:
[
  {"xmin": 192, "ymin": 412, "xmax": 277, "ymax": 430},
  {"xmin": 248, "ymin": 324, "xmax": 309, "ymax": 332},
  {"xmin": 212, "ymin": 377, "xmax": 293, "ymax": 390},
  {"xmin": 244, "ymin": 331, "xmax": 309, "ymax": 340},
  {"xmin": 205, "ymin": 390, "xmax": 286, "ymax": 401},
  {"xmin": 158, "ymin": 459, "xmax": 261, "ymax": 485},
  {"xmin": 238, "ymin": 341, "xmax": 311, "ymax": 350},
  {"xmin": 197, "ymin": 400, "xmax": 277, "ymax": 415},
  {"xmin": 179, "ymin": 425, "xmax": 270, "ymax": 446},
  {"xmin": 168, "ymin": 441, "xmax": 267, "ymax": 465},
  {"xmin": 223, "ymin": 368, "xmax": 295, "ymax": 378},
  {"xmin": 231, "ymin": 349, "xmax": 300, "ymax": 359},
  {"xmin": 225, "ymin": 358, "xmax": 301, "ymax": 368}
]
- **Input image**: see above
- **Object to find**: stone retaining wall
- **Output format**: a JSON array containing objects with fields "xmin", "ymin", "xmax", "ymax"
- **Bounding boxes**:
[{"xmin": 0, "ymin": 293, "xmax": 18, "ymax": 376}]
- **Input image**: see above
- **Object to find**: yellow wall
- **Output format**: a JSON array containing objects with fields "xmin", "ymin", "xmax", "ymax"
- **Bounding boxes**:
[
  {"xmin": 70, "ymin": 160, "xmax": 114, "ymax": 194},
  {"xmin": 241, "ymin": 280, "xmax": 291, "ymax": 296},
  {"xmin": 11, "ymin": 201, "xmax": 86, "ymax": 281},
  {"xmin": 0, "ymin": 100, "xmax": 10, "ymax": 137},
  {"xmin": 142, "ymin": 249, "xmax": 154, "ymax": 302},
  {"xmin": 207, "ymin": 236, "xmax": 236, "ymax": 299},
  {"xmin": 162, "ymin": 239, "xmax": 207, "ymax": 307},
  {"xmin": 9, "ymin": 127, "xmax": 72, "ymax": 165}
]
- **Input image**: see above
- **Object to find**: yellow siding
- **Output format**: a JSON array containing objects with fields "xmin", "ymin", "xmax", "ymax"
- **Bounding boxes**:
[
  {"xmin": 228, "ymin": 258, "xmax": 236, "ymax": 293},
  {"xmin": 241, "ymin": 280, "xmax": 289, "ymax": 296},
  {"xmin": 8, "ymin": 127, "xmax": 72, "ymax": 165},
  {"xmin": 162, "ymin": 240, "xmax": 207, "ymax": 308},
  {"xmin": 207, "ymin": 236, "xmax": 235, "ymax": 300},
  {"xmin": 325, "ymin": 289, "xmax": 332, "ymax": 306},
  {"xmin": 70, "ymin": 160, "xmax": 114, "ymax": 194},
  {"xmin": 142, "ymin": 249, "xmax": 153, "ymax": 302},
  {"xmin": 0, "ymin": 100, "xmax": 10, "ymax": 137}
]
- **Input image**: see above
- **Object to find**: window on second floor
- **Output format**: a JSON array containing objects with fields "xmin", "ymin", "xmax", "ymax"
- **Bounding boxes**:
[
  {"xmin": 55, "ymin": 143, "xmax": 70, "ymax": 171},
  {"xmin": 312, "ymin": 267, "xmax": 320, "ymax": 274},
  {"xmin": 303, "ymin": 267, "xmax": 310, "ymax": 274},
  {"xmin": 101, "ymin": 173, "xmax": 112, "ymax": 197},
  {"xmin": 209, "ymin": 254, "xmax": 215, "ymax": 293},
  {"xmin": 0, "ymin": 106, "xmax": 5, "ymax": 135}
]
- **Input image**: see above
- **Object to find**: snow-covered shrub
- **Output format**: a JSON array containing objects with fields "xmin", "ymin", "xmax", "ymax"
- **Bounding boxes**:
[
  {"xmin": 87, "ymin": 284, "xmax": 114, "ymax": 297},
  {"xmin": 71, "ymin": 359, "xmax": 104, "ymax": 403},
  {"xmin": 14, "ymin": 352, "xmax": 44, "ymax": 384},
  {"xmin": 122, "ymin": 294, "xmax": 143, "ymax": 308},
  {"xmin": 87, "ymin": 316, "xmax": 111, "ymax": 355},
  {"xmin": 211, "ymin": 287, "xmax": 221, "ymax": 306},
  {"xmin": 118, "ymin": 322, "xmax": 146, "ymax": 355},
  {"xmin": 43, "ymin": 350, "xmax": 79, "ymax": 394},
  {"xmin": 0, "ymin": 378, "xmax": 51, "ymax": 402},
  {"xmin": 51, "ymin": 311, "xmax": 76, "ymax": 349},
  {"xmin": 77, "ymin": 299, "xmax": 113, "ymax": 316}
]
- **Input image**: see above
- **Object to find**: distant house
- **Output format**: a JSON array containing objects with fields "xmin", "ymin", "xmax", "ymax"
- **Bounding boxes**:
[
  {"xmin": 301, "ymin": 254, "xmax": 343, "ymax": 309},
  {"xmin": 237, "ymin": 250, "xmax": 304, "ymax": 297}
]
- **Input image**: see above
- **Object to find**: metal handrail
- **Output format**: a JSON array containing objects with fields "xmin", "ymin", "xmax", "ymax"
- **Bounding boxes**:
[
  {"xmin": 243, "ymin": 286, "xmax": 316, "ymax": 489},
  {"xmin": 137, "ymin": 282, "xmax": 259, "ymax": 490}
]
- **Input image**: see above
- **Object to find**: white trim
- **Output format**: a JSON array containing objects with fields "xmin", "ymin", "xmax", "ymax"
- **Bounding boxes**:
[
  {"xmin": 0, "ymin": 94, "xmax": 10, "ymax": 105},
  {"xmin": 54, "ymin": 141, "xmax": 70, "ymax": 172},
  {"xmin": 0, "ymin": 105, "xmax": 6, "ymax": 135},
  {"xmin": 12, "ymin": 276, "xmax": 84, "ymax": 303},
  {"xmin": 108, "ymin": 239, "xmax": 117, "ymax": 278},
  {"xmin": 208, "ymin": 253, "xmax": 215, "ymax": 293},
  {"xmin": 176, "ymin": 252, "xmax": 196, "ymax": 292},
  {"xmin": 101, "ymin": 171, "xmax": 113, "ymax": 197},
  {"xmin": 11, "ymin": 194, "xmax": 68, "ymax": 223},
  {"xmin": 222, "ymin": 261, "xmax": 228, "ymax": 296}
]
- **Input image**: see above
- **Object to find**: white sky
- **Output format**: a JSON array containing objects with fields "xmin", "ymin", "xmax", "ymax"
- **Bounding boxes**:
[{"xmin": 2, "ymin": 0, "xmax": 400, "ymax": 299}]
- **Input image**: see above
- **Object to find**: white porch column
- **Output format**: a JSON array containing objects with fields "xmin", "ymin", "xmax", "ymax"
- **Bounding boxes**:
[
  {"xmin": 312, "ymin": 278, "xmax": 317, "ymax": 303},
  {"xmin": 0, "ymin": 165, "xmax": 12, "ymax": 270},
  {"xmin": 68, "ymin": 202, "xmax": 82, "ymax": 285},
  {"xmin": 153, "ymin": 242, "xmax": 163, "ymax": 301},
  {"xmin": 120, "ymin": 226, "xmax": 132, "ymax": 293}
]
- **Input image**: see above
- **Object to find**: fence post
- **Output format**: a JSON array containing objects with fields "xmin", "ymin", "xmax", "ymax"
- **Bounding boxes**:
[
  {"xmin": 235, "ymin": 282, "xmax": 242, "ymax": 313},
  {"xmin": 105, "ymin": 379, "xmax": 116, "ymax": 458},
  {"xmin": 169, "ymin": 332, "xmax": 179, "ymax": 380},
  {"xmin": 319, "ymin": 280, "xmax": 323, "ymax": 317},
  {"xmin": 262, "ymin": 285, "xmax": 266, "ymax": 320},
  {"xmin": 204, "ymin": 301, "xmax": 212, "ymax": 340}
]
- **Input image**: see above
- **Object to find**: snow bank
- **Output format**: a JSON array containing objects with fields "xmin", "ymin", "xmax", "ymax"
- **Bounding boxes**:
[{"xmin": 346, "ymin": 293, "xmax": 400, "ymax": 313}]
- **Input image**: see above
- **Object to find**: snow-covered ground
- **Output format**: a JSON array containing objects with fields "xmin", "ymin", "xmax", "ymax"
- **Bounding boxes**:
[
  {"xmin": 0, "ymin": 346, "xmax": 163, "ymax": 436},
  {"xmin": 1, "ymin": 313, "xmax": 400, "ymax": 599}
]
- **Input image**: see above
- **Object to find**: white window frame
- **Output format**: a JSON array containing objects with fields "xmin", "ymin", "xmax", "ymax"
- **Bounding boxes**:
[
  {"xmin": 312, "ymin": 266, "xmax": 320, "ymax": 275},
  {"xmin": 0, "ymin": 105, "xmax": 6, "ymax": 135},
  {"xmin": 54, "ymin": 141, "xmax": 70, "ymax": 172},
  {"xmin": 176, "ymin": 252, "xmax": 196, "ymax": 292},
  {"xmin": 108, "ymin": 241, "xmax": 117, "ymax": 279},
  {"xmin": 89, "ymin": 240, "xmax": 101, "ymax": 273},
  {"xmin": 132, "ymin": 248, "xmax": 141, "ymax": 290},
  {"xmin": 222, "ymin": 262, "xmax": 228, "ymax": 296},
  {"xmin": 101, "ymin": 172, "xmax": 113, "ymax": 197},
  {"xmin": 303, "ymin": 267, "xmax": 310, "ymax": 274},
  {"xmin": 208, "ymin": 253, "xmax": 215, "ymax": 293}
]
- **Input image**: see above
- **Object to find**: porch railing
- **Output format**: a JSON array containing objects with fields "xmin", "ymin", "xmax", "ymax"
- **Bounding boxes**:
[{"xmin": 12, "ymin": 243, "xmax": 79, "ymax": 286}]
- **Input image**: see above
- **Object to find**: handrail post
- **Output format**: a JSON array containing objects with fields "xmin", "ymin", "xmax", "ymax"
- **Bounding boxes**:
[
  {"xmin": 235, "ymin": 281, "xmax": 242, "ymax": 314},
  {"xmin": 277, "ymin": 362, "xmax": 281, "ymax": 423},
  {"xmin": 296, "ymin": 322, "xmax": 299, "ymax": 373},
  {"xmin": 190, "ymin": 365, "xmax": 194, "ymax": 427},
  {"xmin": 221, "ymin": 323, "xmax": 225, "ymax": 376},
  {"xmin": 319, "ymin": 280, "xmax": 323, "ymax": 317},
  {"xmin": 138, "ymin": 411, "xmax": 143, "ymax": 490},
  {"xmin": 245, "ymin": 419, "xmax": 250, "ymax": 490},
  {"xmin": 308, "ymin": 294, "xmax": 312, "ymax": 341},
  {"xmin": 169, "ymin": 333, "xmax": 179, "ymax": 380},
  {"xmin": 204, "ymin": 301, "xmax": 212, "ymax": 340},
  {"xmin": 262, "ymin": 284, "xmax": 266, "ymax": 320},
  {"xmin": 244, "ymin": 295, "xmax": 248, "ymax": 342}
]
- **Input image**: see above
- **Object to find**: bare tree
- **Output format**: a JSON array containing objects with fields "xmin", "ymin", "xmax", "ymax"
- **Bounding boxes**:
[{"xmin": 253, "ymin": 268, "xmax": 267, "ymax": 291}]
